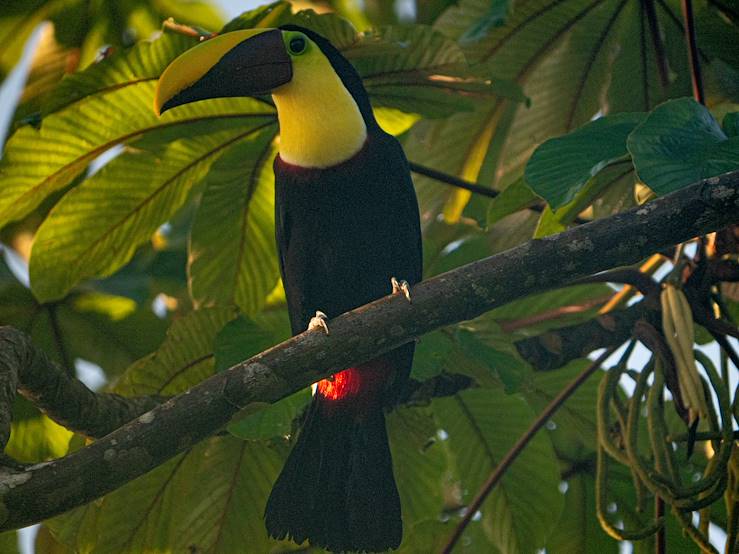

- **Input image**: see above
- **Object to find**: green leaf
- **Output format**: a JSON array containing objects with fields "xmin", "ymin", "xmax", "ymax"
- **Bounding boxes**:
[
  {"xmin": 388, "ymin": 407, "xmax": 447, "ymax": 526},
  {"xmin": 213, "ymin": 316, "xmax": 276, "ymax": 372},
  {"xmin": 486, "ymin": 176, "xmax": 538, "ymax": 227},
  {"xmin": 47, "ymin": 435, "xmax": 288, "ymax": 553},
  {"xmin": 348, "ymin": 25, "xmax": 486, "ymax": 118},
  {"xmin": 525, "ymin": 113, "xmax": 643, "ymax": 209},
  {"xmin": 0, "ymin": 77, "xmax": 274, "ymax": 231},
  {"xmin": 189, "ymin": 129, "xmax": 280, "ymax": 316},
  {"xmin": 1, "ymin": 0, "xmax": 223, "ymax": 123},
  {"xmin": 524, "ymin": 359, "xmax": 601, "ymax": 447},
  {"xmin": 433, "ymin": 389, "xmax": 563, "ymax": 554},
  {"xmin": 44, "ymin": 33, "xmax": 198, "ymax": 115},
  {"xmin": 532, "ymin": 205, "xmax": 567, "ymax": 238},
  {"xmin": 411, "ymin": 330, "xmax": 457, "ymax": 381},
  {"xmin": 115, "ymin": 307, "xmax": 236, "ymax": 396},
  {"xmin": 5, "ymin": 397, "xmax": 72, "ymax": 463},
  {"xmin": 29, "ymin": 122, "xmax": 274, "ymax": 302},
  {"xmin": 532, "ymin": 160, "xmax": 636, "ymax": 238},
  {"xmin": 455, "ymin": 329, "xmax": 527, "ymax": 393},
  {"xmin": 213, "ymin": 315, "xmax": 311, "ymax": 441},
  {"xmin": 627, "ymin": 97, "xmax": 739, "ymax": 194}
]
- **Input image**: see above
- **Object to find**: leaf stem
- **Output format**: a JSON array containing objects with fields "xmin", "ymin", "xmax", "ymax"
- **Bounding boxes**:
[{"xmin": 440, "ymin": 347, "xmax": 616, "ymax": 554}]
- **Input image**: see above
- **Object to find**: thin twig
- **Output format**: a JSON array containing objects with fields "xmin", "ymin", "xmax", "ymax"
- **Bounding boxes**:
[
  {"xmin": 681, "ymin": 0, "xmax": 705, "ymax": 104},
  {"xmin": 440, "ymin": 347, "xmax": 616, "ymax": 554},
  {"xmin": 498, "ymin": 294, "xmax": 612, "ymax": 333},
  {"xmin": 409, "ymin": 162, "xmax": 500, "ymax": 200}
]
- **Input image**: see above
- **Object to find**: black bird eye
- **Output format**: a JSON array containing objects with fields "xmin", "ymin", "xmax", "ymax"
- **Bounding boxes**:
[{"xmin": 288, "ymin": 36, "xmax": 307, "ymax": 55}]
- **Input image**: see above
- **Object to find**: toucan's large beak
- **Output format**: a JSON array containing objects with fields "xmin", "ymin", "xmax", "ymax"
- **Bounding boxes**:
[{"xmin": 154, "ymin": 29, "xmax": 291, "ymax": 116}]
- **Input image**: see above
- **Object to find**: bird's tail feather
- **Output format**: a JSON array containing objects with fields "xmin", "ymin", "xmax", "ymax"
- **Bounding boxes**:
[{"xmin": 265, "ymin": 397, "xmax": 402, "ymax": 552}]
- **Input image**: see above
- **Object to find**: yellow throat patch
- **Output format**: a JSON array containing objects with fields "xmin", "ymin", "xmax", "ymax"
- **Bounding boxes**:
[{"xmin": 272, "ymin": 35, "xmax": 366, "ymax": 169}]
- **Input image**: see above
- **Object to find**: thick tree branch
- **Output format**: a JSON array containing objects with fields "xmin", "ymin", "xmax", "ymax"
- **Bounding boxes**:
[
  {"xmin": 0, "ymin": 328, "xmax": 160, "ymax": 443},
  {"xmin": 0, "ymin": 172, "xmax": 736, "ymax": 530},
  {"xmin": 514, "ymin": 301, "xmax": 656, "ymax": 371}
]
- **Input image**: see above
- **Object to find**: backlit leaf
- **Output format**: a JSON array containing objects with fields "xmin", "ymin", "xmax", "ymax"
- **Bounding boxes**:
[
  {"xmin": 115, "ymin": 307, "xmax": 236, "ymax": 396},
  {"xmin": 189, "ymin": 129, "xmax": 279, "ymax": 316},
  {"xmin": 46, "ymin": 435, "xmax": 287, "ymax": 553},
  {"xmin": 29, "ymin": 122, "xmax": 275, "ymax": 302}
]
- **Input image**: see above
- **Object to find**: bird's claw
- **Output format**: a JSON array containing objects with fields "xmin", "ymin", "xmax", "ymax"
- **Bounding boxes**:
[
  {"xmin": 391, "ymin": 277, "xmax": 411, "ymax": 303},
  {"xmin": 308, "ymin": 310, "xmax": 330, "ymax": 335}
]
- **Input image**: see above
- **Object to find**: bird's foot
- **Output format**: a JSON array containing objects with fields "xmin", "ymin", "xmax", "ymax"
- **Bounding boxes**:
[
  {"xmin": 391, "ymin": 277, "xmax": 412, "ymax": 303},
  {"xmin": 308, "ymin": 310, "xmax": 330, "ymax": 335}
]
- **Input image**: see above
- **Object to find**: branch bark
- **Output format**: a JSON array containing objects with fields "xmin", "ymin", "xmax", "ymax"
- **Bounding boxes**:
[
  {"xmin": 0, "ymin": 328, "xmax": 160, "ymax": 445},
  {"xmin": 514, "ymin": 301, "xmax": 655, "ymax": 371},
  {"xmin": 0, "ymin": 172, "xmax": 736, "ymax": 531}
]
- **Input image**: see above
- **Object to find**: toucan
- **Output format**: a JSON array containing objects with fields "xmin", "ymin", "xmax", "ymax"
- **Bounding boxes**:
[{"xmin": 155, "ymin": 25, "xmax": 422, "ymax": 552}]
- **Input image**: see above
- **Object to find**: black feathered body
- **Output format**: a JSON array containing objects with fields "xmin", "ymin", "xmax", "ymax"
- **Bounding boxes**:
[{"xmin": 265, "ymin": 130, "xmax": 422, "ymax": 552}]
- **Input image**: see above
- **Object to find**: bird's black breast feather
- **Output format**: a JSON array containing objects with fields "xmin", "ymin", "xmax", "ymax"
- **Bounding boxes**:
[{"xmin": 274, "ymin": 131, "xmax": 422, "ymax": 337}]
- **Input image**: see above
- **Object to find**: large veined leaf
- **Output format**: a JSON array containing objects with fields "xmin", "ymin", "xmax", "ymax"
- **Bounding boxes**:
[
  {"xmin": 0, "ymin": 87, "xmax": 273, "ymax": 231},
  {"xmin": 524, "ymin": 359, "xmax": 602, "ymax": 447},
  {"xmin": 525, "ymin": 113, "xmax": 643, "ymax": 209},
  {"xmin": 189, "ymin": 130, "xmax": 279, "ymax": 316},
  {"xmin": 408, "ymin": 0, "xmax": 696, "ymax": 222},
  {"xmin": 433, "ymin": 389, "xmax": 563, "ymax": 554},
  {"xmin": 345, "ymin": 25, "xmax": 497, "ymax": 118},
  {"xmin": 114, "ymin": 307, "xmax": 236, "ymax": 396},
  {"xmin": 400, "ymin": 519, "xmax": 501, "ymax": 553},
  {"xmin": 627, "ymin": 97, "xmax": 739, "ymax": 194},
  {"xmin": 29, "ymin": 121, "xmax": 276, "ymax": 302},
  {"xmin": 458, "ymin": 0, "xmax": 512, "ymax": 43},
  {"xmin": 46, "ymin": 435, "xmax": 288, "ymax": 553}
]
